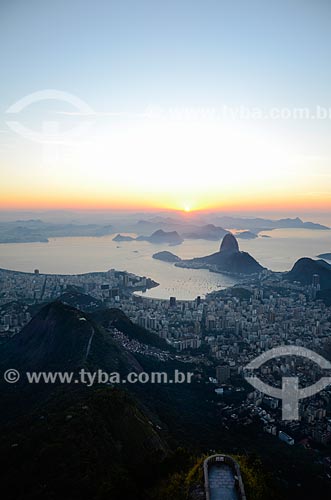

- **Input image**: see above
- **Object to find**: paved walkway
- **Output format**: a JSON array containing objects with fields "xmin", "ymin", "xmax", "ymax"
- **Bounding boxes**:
[{"xmin": 209, "ymin": 464, "xmax": 239, "ymax": 500}]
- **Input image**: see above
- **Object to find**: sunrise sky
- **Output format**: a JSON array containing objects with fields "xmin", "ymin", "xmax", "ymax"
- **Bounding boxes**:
[{"xmin": 1, "ymin": 0, "xmax": 331, "ymax": 213}]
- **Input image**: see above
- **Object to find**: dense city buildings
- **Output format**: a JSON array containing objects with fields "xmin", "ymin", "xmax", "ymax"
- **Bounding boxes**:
[{"xmin": 1, "ymin": 266, "xmax": 331, "ymax": 456}]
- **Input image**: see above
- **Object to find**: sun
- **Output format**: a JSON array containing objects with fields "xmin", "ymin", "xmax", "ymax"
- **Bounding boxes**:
[{"xmin": 183, "ymin": 205, "xmax": 191, "ymax": 213}]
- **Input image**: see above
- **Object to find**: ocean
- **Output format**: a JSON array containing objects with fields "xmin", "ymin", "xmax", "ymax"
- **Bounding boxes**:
[{"xmin": 0, "ymin": 229, "xmax": 330, "ymax": 299}]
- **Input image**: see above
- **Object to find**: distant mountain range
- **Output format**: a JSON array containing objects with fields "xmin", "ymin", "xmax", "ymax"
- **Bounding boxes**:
[
  {"xmin": 182, "ymin": 224, "xmax": 229, "ymax": 240},
  {"xmin": 0, "ymin": 219, "xmax": 114, "ymax": 243},
  {"xmin": 127, "ymin": 217, "xmax": 329, "ymax": 243},
  {"xmin": 214, "ymin": 216, "xmax": 329, "ymax": 231},
  {"xmin": 0, "ymin": 215, "xmax": 328, "ymax": 244},
  {"xmin": 133, "ymin": 215, "xmax": 329, "ymax": 234}
]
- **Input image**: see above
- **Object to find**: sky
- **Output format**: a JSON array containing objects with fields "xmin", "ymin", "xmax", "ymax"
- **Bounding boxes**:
[{"xmin": 0, "ymin": 0, "xmax": 331, "ymax": 213}]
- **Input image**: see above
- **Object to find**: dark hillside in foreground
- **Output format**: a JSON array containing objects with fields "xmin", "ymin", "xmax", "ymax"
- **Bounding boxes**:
[{"xmin": 0, "ymin": 388, "xmax": 168, "ymax": 500}]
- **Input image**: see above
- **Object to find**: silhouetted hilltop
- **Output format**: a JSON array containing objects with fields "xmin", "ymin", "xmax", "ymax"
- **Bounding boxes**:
[
  {"xmin": 0, "ymin": 301, "xmax": 140, "ymax": 373},
  {"xmin": 219, "ymin": 233, "xmax": 239, "ymax": 253},
  {"xmin": 177, "ymin": 234, "xmax": 264, "ymax": 275},
  {"xmin": 286, "ymin": 257, "xmax": 331, "ymax": 289}
]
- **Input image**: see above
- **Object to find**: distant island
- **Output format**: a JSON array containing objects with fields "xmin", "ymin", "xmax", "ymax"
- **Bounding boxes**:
[
  {"xmin": 112, "ymin": 230, "xmax": 183, "ymax": 246},
  {"xmin": 136, "ymin": 229, "xmax": 183, "ymax": 245},
  {"xmin": 152, "ymin": 251, "xmax": 182, "ymax": 263},
  {"xmin": 235, "ymin": 231, "xmax": 257, "ymax": 239},
  {"xmin": 113, "ymin": 234, "xmax": 135, "ymax": 242}
]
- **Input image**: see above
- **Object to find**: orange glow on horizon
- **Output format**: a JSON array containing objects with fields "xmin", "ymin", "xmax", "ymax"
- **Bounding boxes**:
[
  {"xmin": 1, "ymin": 189, "xmax": 331, "ymax": 214},
  {"xmin": 2, "ymin": 98, "xmax": 331, "ymax": 216}
]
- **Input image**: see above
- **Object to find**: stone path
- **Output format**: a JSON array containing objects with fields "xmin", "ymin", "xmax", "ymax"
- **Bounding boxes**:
[{"xmin": 209, "ymin": 464, "xmax": 239, "ymax": 500}]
